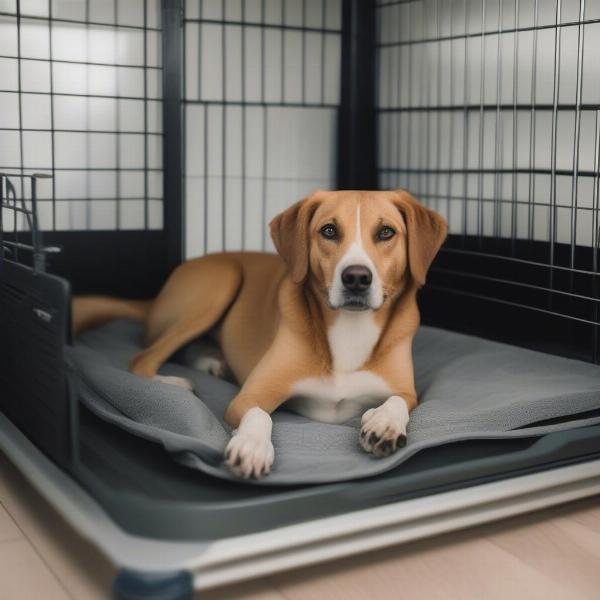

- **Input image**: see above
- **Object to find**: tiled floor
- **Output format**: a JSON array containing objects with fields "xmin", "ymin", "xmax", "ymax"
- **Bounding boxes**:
[{"xmin": 1, "ymin": 451, "xmax": 600, "ymax": 599}]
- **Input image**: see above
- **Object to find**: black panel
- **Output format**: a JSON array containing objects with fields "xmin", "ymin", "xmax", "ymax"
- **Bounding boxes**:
[
  {"xmin": 337, "ymin": 0, "xmax": 378, "ymax": 189},
  {"xmin": 42, "ymin": 231, "xmax": 169, "ymax": 299},
  {"xmin": 0, "ymin": 259, "xmax": 71, "ymax": 465},
  {"xmin": 162, "ymin": 0, "xmax": 184, "ymax": 271}
]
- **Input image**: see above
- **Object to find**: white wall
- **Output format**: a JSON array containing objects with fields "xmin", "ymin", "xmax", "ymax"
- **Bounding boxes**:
[
  {"xmin": 183, "ymin": 0, "xmax": 342, "ymax": 257},
  {"xmin": 0, "ymin": 0, "xmax": 163, "ymax": 232}
]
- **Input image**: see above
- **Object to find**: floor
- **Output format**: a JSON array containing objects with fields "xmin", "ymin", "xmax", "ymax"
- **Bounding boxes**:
[{"xmin": 1, "ymin": 452, "xmax": 600, "ymax": 600}]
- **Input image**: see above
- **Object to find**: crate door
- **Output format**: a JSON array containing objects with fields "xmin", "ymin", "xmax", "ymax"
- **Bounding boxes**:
[{"xmin": 0, "ymin": 1, "xmax": 171, "ymax": 298}]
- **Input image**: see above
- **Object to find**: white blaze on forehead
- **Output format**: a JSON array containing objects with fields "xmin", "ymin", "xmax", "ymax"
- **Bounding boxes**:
[
  {"xmin": 355, "ymin": 203, "xmax": 362, "ymax": 245},
  {"xmin": 327, "ymin": 200, "xmax": 384, "ymax": 310}
]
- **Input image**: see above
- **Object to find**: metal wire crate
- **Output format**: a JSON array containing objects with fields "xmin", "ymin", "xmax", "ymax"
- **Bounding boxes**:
[
  {"xmin": 1, "ymin": 3, "xmax": 600, "ymax": 598},
  {"xmin": 376, "ymin": 0, "xmax": 600, "ymax": 363}
]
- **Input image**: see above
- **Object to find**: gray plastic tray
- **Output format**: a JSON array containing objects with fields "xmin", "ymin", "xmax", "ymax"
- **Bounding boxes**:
[{"xmin": 69, "ymin": 404, "xmax": 600, "ymax": 541}]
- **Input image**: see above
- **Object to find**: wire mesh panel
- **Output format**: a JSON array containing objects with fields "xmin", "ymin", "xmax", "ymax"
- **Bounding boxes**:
[
  {"xmin": 183, "ymin": 0, "xmax": 342, "ymax": 257},
  {"xmin": 377, "ymin": 0, "xmax": 600, "ymax": 362},
  {"xmin": 0, "ymin": 0, "xmax": 163, "ymax": 232}
]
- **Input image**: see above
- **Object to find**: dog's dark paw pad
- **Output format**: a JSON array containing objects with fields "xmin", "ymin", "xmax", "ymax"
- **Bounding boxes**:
[
  {"xmin": 360, "ymin": 429, "xmax": 367, "ymax": 440},
  {"xmin": 377, "ymin": 439, "xmax": 394, "ymax": 456},
  {"xmin": 234, "ymin": 455, "xmax": 242, "ymax": 466},
  {"xmin": 368, "ymin": 432, "xmax": 380, "ymax": 445},
  {"xmin": 396, "ymin": 434, "xmax": 407, "ymax": 448}
]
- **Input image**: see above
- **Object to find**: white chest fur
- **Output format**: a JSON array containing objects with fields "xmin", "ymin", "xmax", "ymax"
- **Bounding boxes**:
[
  {"xmin": 288, "ymin": 311, "xmax": 390, "ymax": 423},
  {"xmin": 327, "ymin": 311, "xmax": 381, "ymax": 372},
  {"xmin": 288, "ymin": 371, "xmax": 392, "ymax": 423}
]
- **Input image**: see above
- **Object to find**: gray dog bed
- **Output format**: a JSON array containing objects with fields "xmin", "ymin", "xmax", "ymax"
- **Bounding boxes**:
[{"xmin": 66, "ymin": 320, "xmax": 600, "ymax": 485}]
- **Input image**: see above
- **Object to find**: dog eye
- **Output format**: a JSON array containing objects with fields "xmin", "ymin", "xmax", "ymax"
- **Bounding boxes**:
[
  {"xmin": 377, "ymin": 226, "xmax": 396, "ymax": 241},
  {"xmin": 320, "ymin": 224, "xmax": 338, "ymax": 240}
]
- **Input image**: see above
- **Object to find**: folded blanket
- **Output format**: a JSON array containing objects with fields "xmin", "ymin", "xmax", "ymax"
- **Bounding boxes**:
[{"xmin": 66, "ymin": 320, "xmax": 600, "ymax": 485}]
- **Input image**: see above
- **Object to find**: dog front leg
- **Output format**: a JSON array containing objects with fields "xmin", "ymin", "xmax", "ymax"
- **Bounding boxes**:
[
  {"xmin": 360, "ymin": 395, "xmax": 412, "ymax": 457},
  {"xmin": 224, "ymin": 405, "xmax": 275, "ymax": 478},
  {"xmin": 223, "ymin": 334, "xmax": 313, "ymax": 478},
  {"xmin": 360, "ymin": 339, "xmax": 417, "ymax": 458}
]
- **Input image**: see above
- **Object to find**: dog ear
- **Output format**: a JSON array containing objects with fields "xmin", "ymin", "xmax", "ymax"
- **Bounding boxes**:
[
  {"xmin": 392, "ymin": 189, "xmax": 448, "ymax": 287},
  {"xmin": 269, "ymin": 194, "xmax": 321, "ymax": 284}
]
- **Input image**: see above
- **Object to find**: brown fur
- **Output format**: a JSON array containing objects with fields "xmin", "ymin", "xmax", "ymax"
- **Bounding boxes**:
[{"xmin": 72, "ymin": 190, "xmax": 447, "ymax": 428}]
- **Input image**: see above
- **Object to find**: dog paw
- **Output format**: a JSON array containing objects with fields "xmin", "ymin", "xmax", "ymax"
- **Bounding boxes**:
[
  {"xmin": 153, "ymin": 375, "xmax": 193, "ymax": 390},
  {"xmin": 192, "ymin": 356, "xmax": 227, "ymax": 378},
  {"xmin": 224, "ymin": 433, "xmax": 274, "ymax": 479},
  {"xmin": 360, "ymin": 396, "xmax": 409, "ymax": 458}
]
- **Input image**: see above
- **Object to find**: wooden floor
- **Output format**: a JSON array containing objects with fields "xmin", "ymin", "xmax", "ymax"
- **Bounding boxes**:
[{"xmin": 1, "ymin": 452, "xmax": 600, "ymax": 600}]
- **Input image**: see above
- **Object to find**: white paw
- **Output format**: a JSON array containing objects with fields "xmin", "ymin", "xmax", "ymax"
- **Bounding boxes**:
[
  {"xmin": 224, "ymin": 407, "xmax": 274, "ymax": 479},
  {"xmin": 225, "ymin": 432, "xmax": 274, "ymax": 479},
  {"xmin": 153, "ymin": 375, "xmax": 193, "ymax": 391},
  {"xmin": 360, "ymin": 395, "xmax": 409, "ymax": 457},
  {"xmin": 192, "ymin": 355, "xmax": 226, "ymax": 378}
]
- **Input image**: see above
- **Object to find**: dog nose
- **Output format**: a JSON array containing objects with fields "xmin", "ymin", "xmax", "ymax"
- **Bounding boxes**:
[{"xmin": 341, "ymin": 265, "xmax": 372, "ymax": 292}]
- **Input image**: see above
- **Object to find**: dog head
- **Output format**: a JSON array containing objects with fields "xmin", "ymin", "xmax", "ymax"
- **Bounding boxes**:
[{"xmin": 270, "ymin": 190, "xmax": 447, "ymax": 311}]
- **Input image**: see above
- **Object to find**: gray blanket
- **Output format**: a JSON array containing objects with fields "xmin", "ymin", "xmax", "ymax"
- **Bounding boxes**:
[{"xmin": 67, "ymin": 320, "xmax": 600, "ymax": 485}]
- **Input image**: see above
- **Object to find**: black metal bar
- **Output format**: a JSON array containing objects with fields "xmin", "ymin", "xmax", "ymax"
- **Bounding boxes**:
[
  {"xmin": 0, "ymin": 89, "xmax": 162, "ymax": 101},
  {"xmin": 337, "ymin": 0, "xmax": 377, "ymax": 189},
  {"xmin": 143, "ymin": 0, "xmax": 149, "ymax": 230},
  {"xmin": 0, "ymin": 53, "xmax": 163, "ymax": 69},
  {"xmin": 378, "ymin": 102, "xmax": 600, "ymax": 113},
  {"xmin": 0, "ymin": 10, "xmax": 161, "ymax": 31},
  {"xmin": 184, "ymin": 99, "xmax": 339, "ymax": 108},
  {"xmin": 260, "ymin": 0, "xmax": 266, "ymax": 250},
  {"xmin": 377, "ymin": 15, "xmax": 600, "ymax": 47},
  {"xmin": 48, "ymin": 0, "xmax": 56, "ymax": 231},
  {"xmin": 182, "ymin": 17, "xmax": 341, "ymax": 34},
  {"xmin": 241, "ymin": 0, "xmax": 246, "ymax": 249},
  {"xmin": 221, "ymin": 1, "xmax": 227, "ymax": 250},
  {"xmin": 162, "ymin": 0, "xmax": 184, "ymax": 272},
  {"xmin": 116, "ymin": 0, "xmax": 122, "ymax": 230}
]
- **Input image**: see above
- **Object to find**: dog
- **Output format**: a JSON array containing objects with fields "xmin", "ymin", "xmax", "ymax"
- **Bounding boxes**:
[{"xmin": 73, "ymin": 190, "xmax": 447, "ymax": 479}]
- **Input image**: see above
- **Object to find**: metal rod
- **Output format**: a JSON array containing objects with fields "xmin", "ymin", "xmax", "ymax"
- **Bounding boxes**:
[
  {"xmin": 407, "ymin": 0, "xmax": 414, "ymax": 192},
  {"xmin": 426, "ymin": 284, "xmax": 599, "ymax": 327},
  {"xmin": 221, "ymin": 1, "xmax": 227, "ymax": 250},
  {"xmin": 321, "ymin": 0, "xmax": 326, "ymax": 107},
  {"xmin": 48, "ymin": 0, "xmax": 56, "ymax": 232},
  {"xmin": 593, "ymin": 111, "xmax": 600, "ymax": 274},
  {"xmin": 241, "ymin": 0, "xmax": 246, "ymax": 249},
  {"xmin": 477, "ymin": 0, "xmax": 486, "ymax": 240},
  {"xmin": 434, "ymin": 0, "xmax": 442, "ymax": 213},
  {"xmin": 549, "ymin": 0, "xmax": 562, "ymax": 265},
  {"xmin": 528, "ymin": 0, "xmax": 539, "ymax": 240},
  {"xmin": 142, "ymin": 0, "xmax": 148, "ymax": 230},
  {"xmin": 378, "ymin": 15, "xmax": 600, "ymax": 48},
  {"xmin": 511, "ymin": 0, "xmax": 520, "ymax": 249},
  {"xmin": 570, "ymin": 0, "xmax": 586, "ymax": 269},
  {"xmin": 30, "ymin": 175, "xmax": 45, "ymax": 272},
  {"xmin": 162, "ymin": 0, "xmax": 184, "ymax": 270},
  {"xmin": 85, "ymin": 0, "xmax": 91, "ymax": 230},
  {"xmin": 462, "ymin": 0, "xmax": 469, "ymax": 240},
  {"xmin": 447, "ymin": 0, "xmax": 455, "ymax": 231},
  {"xmin": 440, "ymin": 245, "xmax": 600, "ymax": 277},
  {"xmin": 182, "ymin": 16, "xmax": 341, "ymax": 35},
  {"xmin": 429, "ymin": 266, "xmax": 600, "ymax": 303},
  {"xmin": 116, "ymin": 0, "xmax": 122, "ymax": 230},
  {"xmin": 261, "ymin": 0, "xmax": 266, "ymax": 250},
  {"xmin": 493, "ymin": 0, "xmax": 503, "ymax": 240},
  {"xmin": 203, "ymin": 105, "xmax": 208, "ymax": 254}
]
